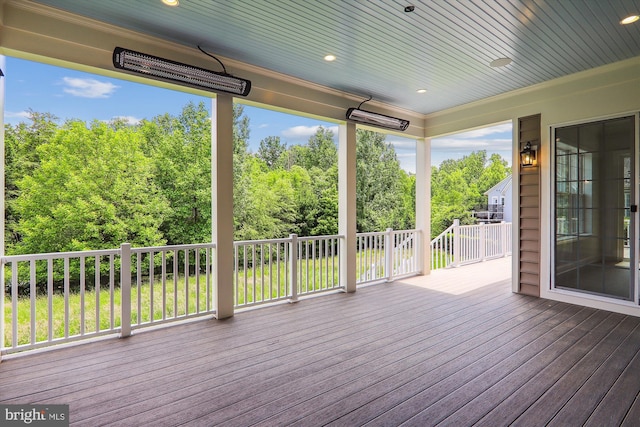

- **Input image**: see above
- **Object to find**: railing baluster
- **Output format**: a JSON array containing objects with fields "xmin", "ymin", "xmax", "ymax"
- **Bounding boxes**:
[
  {"xmin": 109, "ymin": 254, "xmax": 115, "ymax": 330},
  {"xmin": 79, "ymin": 256, "xmax": 85, "ymax": 336},
  {"xmin": 206, "ymin": 248, "xmax": 211, "ymax": 312},
  {"xmin": 261, "ymin": 243, "xmax": 265, "ymax": 302},
  {"xmin": 234, "ymin": 244, "xmax": 239, "ymax": 306},
  {"xmin": 11, "ymin": 262, "xmax": 18, "ymax": 349},
  {"xmin": 268, "ymin": 244, "xmax": 273, "ymax": 300},
  {"xmin": 149, "ymin": 250, "xmax": 154, "ymax": 322},
  {"xmin": 184, "ymin": 249, "xmax": 189, "ymax": 316},
  {"xmin": 30, "ymin": 260, "xmax": 36, "ymax": 344},
  {"xmin": 243, "ymin": 246, "xmax": 248, "ymax": 305},
  {"xmin": 173, "ymin": 249, "xmax": 178, "ymax": 319},
  {"xmin": 47, "ymin": 259, "xmax": 53, "ymax": 340},
  {"xmin": 64, "ymin": 257, "xmax": 69, "ymax": 339},
  {"xmin": 136, "ymin": 252, "xmax": 142, "ymax": 325},
  {"xmin": 289, "ymin": 234, "xmax": 298, "ymax": 302},
  {"xmin": 162, "ymin": 251, "xmax": 167, "ymax": 320},
  {"xmin": 95, "ymin": 257, "xmax": 100, "ymax": 333},
  {"xmin": 196, "ymin": 248, "xmax": 201, "ymax": 313}
]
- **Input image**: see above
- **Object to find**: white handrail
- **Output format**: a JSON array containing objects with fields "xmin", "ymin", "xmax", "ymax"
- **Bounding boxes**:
[{"xmin": 430, "ymin": 221, "xmax": 512, "ymax": 270}]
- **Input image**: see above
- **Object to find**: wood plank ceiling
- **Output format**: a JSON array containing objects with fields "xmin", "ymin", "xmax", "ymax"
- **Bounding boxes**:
[{"xmin": 29, "ymin": 0, "xmax": 640, "ymax": 115}]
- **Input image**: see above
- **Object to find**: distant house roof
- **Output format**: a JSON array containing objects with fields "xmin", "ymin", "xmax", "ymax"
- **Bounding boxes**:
[{"xmin": 484, "ymin": 174, "xmax": 512, "ymax": 196}]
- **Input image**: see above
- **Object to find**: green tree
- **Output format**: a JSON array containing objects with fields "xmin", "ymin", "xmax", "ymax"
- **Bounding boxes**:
[
  {"xmin": 356, "ymin": 130, "xmax": 409, "ymax": 232},
  {"xmin": 257, "ymin": 136, "xmax": 287, "ymax": 169},
  {"xmin": 4, "ymin": 110, "xmax": 59, "ymax": 250},
  {"xmin": 307, "ymin": 165, "xmax": 338, "ymax": 236},
  {"xmin": 14, "ymin": 120, "xmax": 168, "ymax": 254},
  {"xmin": 147, "ymin": 102, "xmax": 212, "ymax": 245},
  {"xmin": 430, "ymin": 150, "xmax": 510, "ymax": 237},
  {"xmin": 302, "ymin": 126, "xmax": 337, "ymax": 170}
]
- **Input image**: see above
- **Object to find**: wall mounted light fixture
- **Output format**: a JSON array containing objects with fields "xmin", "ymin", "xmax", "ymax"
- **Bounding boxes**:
[{"xmin": 520, "ymin": 141, "xmax": 536, "ymax": 167}]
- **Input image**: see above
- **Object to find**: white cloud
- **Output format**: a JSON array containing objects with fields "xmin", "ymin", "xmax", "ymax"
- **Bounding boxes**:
[
  {"xmin": 387, "ymin": 138, "xmax": 417, "ymax": 151},
  {"xmin": 430, "ymin": 123, "xmax": 513, "ymax": 167},
  {"xmin": 282, "ymin": 125, "xmax": 339, "ymax": 141},
  {"xmin": 5, "ymin": 111, "xmax": 31, "ymax": 120},
  {"xmin": 62, "ymin": 77, "xmax": 118, "ymax": 98},
  {"xmin": 450, "ymin": 123, "xmax": 512, "ymax": 139},
  {"xmin": 431, "ymin": 137, "xmax": 512, "ymax": 150},
  {"xmin": 258, "ymin": 123, "xmax": 269, "ymax": 129}
]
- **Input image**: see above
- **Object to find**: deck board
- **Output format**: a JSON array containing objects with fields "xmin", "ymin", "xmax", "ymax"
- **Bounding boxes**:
[{"xmin": 2, "ymin": 257, "xmax": 640, "ymax": 426}]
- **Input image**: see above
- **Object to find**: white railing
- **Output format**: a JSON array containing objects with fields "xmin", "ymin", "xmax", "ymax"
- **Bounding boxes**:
[
  {"xmin": 2, "ymin": 230, "xmax": 420, "ymax": 354},
  {"xmin": 356, "ymin": 228, "xmax": 420, "ymax": 285},
  {"xmin": 130, "ymin": 243, "xmax": 216, "ymax": 330},
  {"xmin": 1, "ymin": 242, "xmax": 215, "ymax": 355},
  {"xmin": 1, "ymin": 248, "xmax": 122, "ymax": 353},
  {"xmin": 430, "ymin": 220, "xmax": 512, "ymax": 270},
  {"xmin": 233, "ymin": 234, "xmax": 342, "ymax": 309}
]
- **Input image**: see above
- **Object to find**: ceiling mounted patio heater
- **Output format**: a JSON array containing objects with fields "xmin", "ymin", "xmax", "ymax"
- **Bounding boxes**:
[
  {"xmin": 346, "ymin": 97, "xmax": 409, "ymax": 131},
  {"xmin": 112, "ymin": 47, "xmax": 251, "ymax": 96}
]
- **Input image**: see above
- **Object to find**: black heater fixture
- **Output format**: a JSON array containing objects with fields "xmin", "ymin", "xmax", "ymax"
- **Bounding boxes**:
[
  {"xmin": 113, "ymin": 47, "xmax": 251, "ymax": 96},
  {"xmin": 346, "ymin": 97, "xmax": 410, "ymax": 131},
  {"xmin": 520, "ymin": 141, "xmax": 536, "ymax": 167}
]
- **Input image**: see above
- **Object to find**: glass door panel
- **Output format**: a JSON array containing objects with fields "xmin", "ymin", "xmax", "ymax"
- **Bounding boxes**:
[{"xmin": 554, "ymin": 116, "xmax": 635, "ymax": 301}]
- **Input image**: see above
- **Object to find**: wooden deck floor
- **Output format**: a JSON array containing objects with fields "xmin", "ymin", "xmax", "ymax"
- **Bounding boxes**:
[{"xmin": 2, "ymin": 257, "xmax": 640, "ymax": 426}]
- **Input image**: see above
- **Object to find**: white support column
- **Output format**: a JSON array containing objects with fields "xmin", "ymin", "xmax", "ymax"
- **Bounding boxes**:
[
  {"xmin": 212, "ymin": 94, "xmax": 235, "ymax": 319},
  {"xmin": 339, "ymin": 122, "xmax": 357, "ymax": 293},
  {"xmin": 415, "ymin": 137, "xmax": 431, "ymax": 275}
]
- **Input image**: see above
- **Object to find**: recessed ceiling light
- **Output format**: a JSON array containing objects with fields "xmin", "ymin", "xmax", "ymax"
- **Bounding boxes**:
[
  {"xmin": 416, "ymin": 89, "xmax": 427, "ymax": 94},
  {"xmin": 490, "ymin": 57, "xmax": 512, "ymax": 68},
  {"xmin": 621, "ymin": 15, "xmax": 639, "ymax": 24},
  {"xmin": 324, "ymin": 54, "xmax": 336, "ymax": 62},
  {"xmin": 162, "ymin": 0, "xmax": 179, "ymax": 6}
]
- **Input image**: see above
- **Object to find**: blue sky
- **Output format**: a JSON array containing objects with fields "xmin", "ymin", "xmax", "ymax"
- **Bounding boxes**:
[{"xmin": 3, "ymin": 56, "xmax": 512, "ymax": 172}]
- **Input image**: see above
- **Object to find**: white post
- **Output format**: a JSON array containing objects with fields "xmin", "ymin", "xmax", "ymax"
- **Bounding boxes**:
[
  {"xmin": 120, "ymin": 243, "xmax": 131, "ymax": 338},
  {"xmin": 339, "ymin": 122, "xmax": 357, "ymax": 292},
  {"xmin": 453, "ymin": 219, "xmax": 461, "ymax": 267},
  {"xmin": 415, "ymin": 137, "xmax": 431, "ymax": 275},
  {"xmin": 385, "ymin": 228, "xmax": 394, "ymax": 282},
  {"xmin": 289, "ymin": 234, "xmax": 298, "ymax": 303},
  {"xmin": 212, "ymin": 94, "xmax": 235, "ymax": 319}
]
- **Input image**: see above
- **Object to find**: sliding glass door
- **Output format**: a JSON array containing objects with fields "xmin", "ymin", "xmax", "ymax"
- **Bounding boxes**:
[{"xmin": 554, "ymin": 115, "xmax": 636, "ymax": 301}]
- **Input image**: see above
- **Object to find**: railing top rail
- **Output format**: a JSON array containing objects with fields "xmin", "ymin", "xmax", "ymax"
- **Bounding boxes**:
[
  {"xmin": 459, "ymin": 222, "xmax": 509, "ymax": 229},
  {"xmin": 1, "ymin": 248, "xmax": 121, "ymax": 263},
  {"xmin": 357, "ymin": 231, "xmax": 386, "ymax": 238},
  {"xmin": 431, "ymin": 224, "xmax": 456, "ymax": 243},
  {"xmin": 234, "ymin": 234, "xmax": 345, "ymax": 246},
  {"xmin": 298, "ymin": 234, "xmax": 343, "ymax": 242},
  {"xmin": 131, "ymin": 242, "xmax": 215, "ymax": 253},
  {"xmin": 234, "ymin": 238, "xmax": 291, "ymax": 246},
  {"xmin": 391, "ymin": 229, "xmax": 418, "ymax": 234}
]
